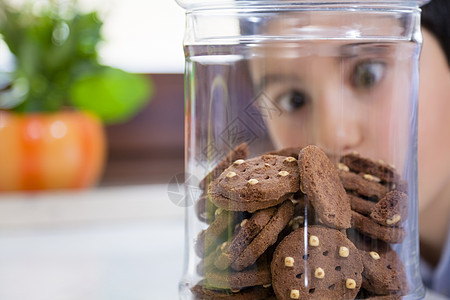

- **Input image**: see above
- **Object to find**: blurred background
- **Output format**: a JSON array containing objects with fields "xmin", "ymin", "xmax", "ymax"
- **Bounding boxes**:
[
  {"xmin": 0, "ymin": 0, "xmax": 186, "ymax": 299},
  {"xmin": 91, "ymin": 0, "xmax": 186, "ymax": 187},
  {"xmin": 2, "ymin": 2, "xmax": 445, "ymax": 300}
]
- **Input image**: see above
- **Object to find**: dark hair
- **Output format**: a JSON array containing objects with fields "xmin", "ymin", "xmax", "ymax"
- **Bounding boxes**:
[{"xmin": 421, "ymin": 0, "xmax": 450, "ymax": 66}]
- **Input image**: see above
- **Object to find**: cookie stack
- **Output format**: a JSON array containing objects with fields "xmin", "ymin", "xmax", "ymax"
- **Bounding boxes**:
[
  {"xmin": 192, "ymin": 144, "xmax": 408, "ymax": 300},
  {"xmin": 338, "ymin": 153, "xmax": 409, "ymax": 298}
]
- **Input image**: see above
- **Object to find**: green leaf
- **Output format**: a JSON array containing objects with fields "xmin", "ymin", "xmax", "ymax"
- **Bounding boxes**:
[
  {"xmin": 0, "ymin": 2, "xmax": 154, "ymax": 121},
  {"xmin": 70, "ymin": 67, "xmax": 153, "ymax": 124}
]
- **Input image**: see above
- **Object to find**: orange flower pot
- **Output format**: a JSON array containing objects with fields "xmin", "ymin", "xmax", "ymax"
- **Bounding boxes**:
[{"xmin": 0, "ymin": 111, "xmax": 106, "ymax": 191}]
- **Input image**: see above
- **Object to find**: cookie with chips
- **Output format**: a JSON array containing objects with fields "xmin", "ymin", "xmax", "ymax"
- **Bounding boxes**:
[
  {"xmin": 370, "ymin": 190, "xmax": 408, "ymax": 227},
  {"xmin": 350, "ymin": 211, "xmax": 406, "ymax": 244},
  {"xmin": 230, "ymin": 200, "xmax": 295, "ymax": 271},
  {"xmin": 199, "ymin": 143, "xmax": 250, "ymax": 191},
  {"xmin": 340, "ymin": 153, "xmax": 400, "ymax": 184},
  {"xmin": 209, "ymin": 155, "xmax": 300, "ymax": 212},
  {"xmin": 191, "ymin": 281, "xmax": 276, "ymax": 300},
  {"xmin": 195, "ymin": 209, "xmax": 246, "ymax": 257},
  {"xmin": 271, "ymin": 226, "xmax": 363, "ymax": 300}
]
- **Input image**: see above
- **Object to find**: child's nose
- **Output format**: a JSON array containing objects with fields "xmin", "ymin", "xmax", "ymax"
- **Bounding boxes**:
[{"xmin": 312, "ymin": 88, "xmax": 363, "ymax": 156}]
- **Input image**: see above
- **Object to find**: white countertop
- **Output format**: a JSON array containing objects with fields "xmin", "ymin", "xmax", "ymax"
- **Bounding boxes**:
[
  {"xmin": 0, "ymin": 185, "xmax": 185, "ymax": 300},
  {"xmin": 0, "ymin": 184, "xmax": 184, "ymax": 228}
]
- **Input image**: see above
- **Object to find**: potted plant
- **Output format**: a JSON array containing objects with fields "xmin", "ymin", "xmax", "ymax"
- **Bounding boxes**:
[{"xmin": 0, "ymin": 1, "xmax": 153, "ymax": 191}]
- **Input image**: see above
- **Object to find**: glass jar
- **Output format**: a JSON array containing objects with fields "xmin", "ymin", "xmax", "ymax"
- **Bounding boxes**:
[{"xmin": 176, "ymin": 1, "xmax": 429, "ymax": 299}]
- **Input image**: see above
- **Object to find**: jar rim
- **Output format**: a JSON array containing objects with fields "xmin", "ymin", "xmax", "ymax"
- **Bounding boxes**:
[{"xmin": 176, "ymin": 0, "xmax": 431, "ymax": 11}]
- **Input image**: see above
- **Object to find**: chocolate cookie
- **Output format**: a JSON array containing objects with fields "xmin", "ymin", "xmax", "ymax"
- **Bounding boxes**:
[
  {"xmin": 340, "ymin": 153, "xmax": 400, "ymax": 184},
  {"xmin": 265, "ymin": 147, "xmax": 302, "ymax": 159},
  {"xmin": 359, "ymin": 249, "xmax": 407, "ymax": 295},
  {"xmin": 356, "ymin": 288, "xmax": 403, "ymax": 299},
  {"xmin": 363, "ymin": 295, "xmax": 402, "ymax": 300},
  {"xmin": 287, "ymin": 193, "xmax": 317, "ymax": 231},
  {"xmin": 346, "ymin": 228, "xmax": 393, "ymax": 255},
  {"xmin": 191, "ymin": 281, "xmax": 276, "ymax": 300},
  {"xmin": 347, "ymin": 229, "xmax": 407, "ymax": 294},
  {"xmin": 211, "ymin": 192, "xmax": 293, "ymax": 214},
  {"xmin": 298, "ymin": 145, "xmax": 351, "ymax": 229},
  {"xmin": 338, "ymin": 169, "xmax": 389, "ymax": 201},
  {"xmin": 195, "ymin": 194, "xmax": 218, "ymax": 224},
  {"xmin": 370, "ymin": 190, "xmax": 408, "ymax": 227},
  {"xmin": 230, "ymin": 200, "xmax": 295, "ymax": 271},
  {"xmin": 214, "ymin": 206, "xmax": 277, "ymax": 270},
  {"xmin": 209, "ymin": 155, "xmax": 299, "ymax": 212},
  {"xmin": 349, "ymin": 194, "xmax": 376, "ymax": 216},
  {"xmin": 197, "ymin": 246, "xmax": 221, "ymax": 276},
  {"xmin": 271, "ymin": 226, "xmax": 363, "ymax": 300},
  {"xmin": 205, "ymin": 259, "xmax": 272, "ymax": 291},
  {"xmin": 195, "ymin": 209, "xmax": 245, "ymax": 257},
  {"xmin": 200, "ymin": 142, "xmax": 250, "ymax": 190},
  {"xmin": 350, "ymin": 211, "xmax": 406, "ymax": 244}
]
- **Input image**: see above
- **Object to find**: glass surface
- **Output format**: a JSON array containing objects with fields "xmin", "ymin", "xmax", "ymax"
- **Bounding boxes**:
[
  {"xmin": 179, "ymin": 3, "xmax": 425, "ymax": 300},
  {"xmin": 176, "ymin": 0, "xmax": 431, "ymax": 11}
]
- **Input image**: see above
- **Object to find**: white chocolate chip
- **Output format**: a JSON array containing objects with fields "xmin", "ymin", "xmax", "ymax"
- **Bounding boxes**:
[
  {"xmin": 295, "ymin": 215, "xmax": 305, "ymax": 223},
  {"xmin": 247, "ymin": 179, "xmax": 259, "ymax": 185},
  {"xmin": 226, "ymin": 171, "xmax": 237, "ymax": 178},
  {"xmin": 339, "ymin": 246, "xmax": 350, "ymax": 258},
  {"xmin": 264, "ymin": 163, "xmax": 271, "ymax": 167},
  {"xmin": 290, "ymin": 199, "xmax": 299, "ymax": 205},
  {"xmin": 220, "ymin": 241, "xmax": 228, "ymax": 251},
  {"xmin": 290, "ymin": 223, "xmax": 299, "ymax": 230},
  {"xmin": 285, "ymin": 157, "xmax": 297, "ymax": 162},
  {"xmin": 278, "ymin": 171, "xmax": 290, "ymax": 177},
  {"xmin": 290, "ymin": 289, "xmax": 300, "ymax": 299},
  {"xmin": 300, "ymin": 183, "xmax": 306, "ymax": 193},
  {"xmin": 240, "ymin": 219, "xmax": 248, "ymax": 227},
  {"xmin": 309, "ymin": 235, "xmax": 320, "ymax": 247},
  {"xmin": 289, "ymin": 216, "xmax": 305, "ymax": 230},
  {"xmin": 292, "ymin": 216, "xmax": 305, "ymax": 224},
  {"xmin": 337, "ymin": 163, "xmax": 350, "ymax": 172},
  {"xmin": 314, "ymin": 267, "xmax": 325, "ymax": 279},
  {"xmin": 284, "ymin": 257, "xmax": 295, "ymax": 267},
  {"xmin": 369, "ymin": 251, "xmax": 381, "ymax": 260},
  {"xmin": 215, "ymin": 208, "xmax": 223, "ymax": 216},
  {"xmin": 263, "ymin": 284, "xmax": 272, "ymax": 288},
  {"xmin": 363, "ymin": 174, "xmax": 381, "ymax": 183},
  {"xmin": 386, "ymin": 214, "xmax": 401, "ymax": 225},
  {"xmin": 346, "ymin": 278, "xmax": 357, "ymax": 289},
  {"xmin": 234, "ymin": 159, "xmax": 245, "ymax": 165},
  {"xmin": 378, "ymin": 159, "xmax": 385, "ymax": 165}
]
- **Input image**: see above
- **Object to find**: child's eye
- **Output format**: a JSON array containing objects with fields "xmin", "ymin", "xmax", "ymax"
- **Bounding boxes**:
[
  {"xmin": 277, "ymin": 90, "xmax": 309, "ymax": 112},
  {"xmin": 352, "ymin": 61, "xmax": 385, "ymax": 89}
]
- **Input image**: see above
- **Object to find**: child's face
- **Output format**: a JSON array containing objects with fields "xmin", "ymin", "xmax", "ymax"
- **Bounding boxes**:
[
  {"xmin": 251, "ymin": 40, "xmax": 414, "ymax": 171},
  {"xmin": 250, "ymin": 26, "xmax": 450, "ymax": 213}
]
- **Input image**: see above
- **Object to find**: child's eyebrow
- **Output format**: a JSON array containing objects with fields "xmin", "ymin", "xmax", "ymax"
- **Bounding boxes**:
[
  {"xmin": 254, "ymin": 43, "xmax": 391, "ymax": 90},
  {"xmin": 339, "ymin": 43, "xmax": 391, "ymax": 58},
  {"xmin": 256, "ymin": 74, "xmax": 301, "ymax": 92}
]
